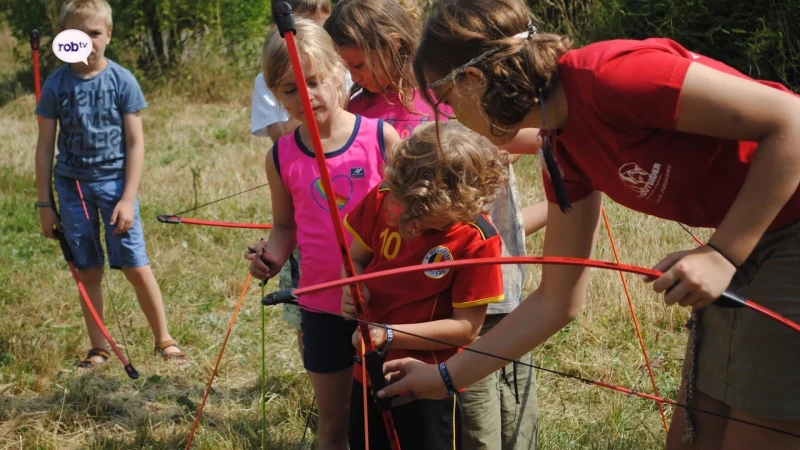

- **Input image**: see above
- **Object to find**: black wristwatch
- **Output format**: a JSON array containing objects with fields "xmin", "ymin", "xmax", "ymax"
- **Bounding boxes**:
[{"xmin": 36, "ymin": 201, "xmax": 54, "ymax": 209}]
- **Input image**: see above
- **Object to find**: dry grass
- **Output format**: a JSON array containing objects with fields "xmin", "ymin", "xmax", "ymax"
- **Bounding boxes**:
[{"xmin": 0, "ymin": 31, "xmax": 712, "ymax": 449}]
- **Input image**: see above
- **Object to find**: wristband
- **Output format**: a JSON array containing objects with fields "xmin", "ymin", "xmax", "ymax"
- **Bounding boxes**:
[
  {"xmin": 706, "ymin": 243, "xmax": 739, "ymax": 269},
  {"xmin": 35, "ymin": 201, "xmax": 54, "ymax": 209},
  {"xmin": 438, "ymin": 362, "xmax": 456, "ymax": 396},
  {"xmin": 382, "ymin": 325, "xmax": 393, "ymax": 353}
]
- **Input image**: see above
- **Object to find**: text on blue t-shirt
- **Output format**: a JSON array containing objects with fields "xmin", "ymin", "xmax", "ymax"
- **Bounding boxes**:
[{"xmin": 35, "ymin": 59, "xmax": 147, "ymax": 181}]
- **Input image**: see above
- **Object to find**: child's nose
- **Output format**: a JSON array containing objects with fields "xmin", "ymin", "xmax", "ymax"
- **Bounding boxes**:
[{"xmin": 352, "ymin": 71, "xmax": 366, "ymax": 86}]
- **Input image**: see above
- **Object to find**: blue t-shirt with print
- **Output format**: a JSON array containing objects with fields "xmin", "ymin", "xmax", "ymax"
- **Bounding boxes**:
[{"xmin": 35, "ymin": 59, "xmax": 147, "ymax": 181}]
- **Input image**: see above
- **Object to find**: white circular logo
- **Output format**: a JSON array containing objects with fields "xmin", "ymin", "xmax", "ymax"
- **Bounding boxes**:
[
  {"xmin": 52, "ymin": 29, "xmax": 93, "ymax": 64},
  {"xmin": 422, "ymin": 246, "xmax": 453, "ymax": 279}
]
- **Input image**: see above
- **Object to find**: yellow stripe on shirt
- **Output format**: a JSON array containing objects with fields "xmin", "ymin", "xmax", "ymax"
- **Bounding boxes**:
[{"xmin": 452, "ymin": 294, "xmax": 505, "ymax": 309}]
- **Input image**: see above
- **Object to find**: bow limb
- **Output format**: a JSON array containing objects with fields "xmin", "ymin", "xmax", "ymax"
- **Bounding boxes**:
[
  {"xmin": 268, "ymin": 256, "xmax": 800, "ymax": 334},
  {"xmin": 53, "ymin": 230, "xmax": 139, "ymax": 379},
  {"xmin": 157, "ymin": 215, "xmax": 273, "ymax": 230},
  {"xmin": 601, "ymin": 206, "xmax": 669, "ymax": 433},
  {"xmin": 183, "ymin": 273, "xmax": 252, "ymax": 449}
]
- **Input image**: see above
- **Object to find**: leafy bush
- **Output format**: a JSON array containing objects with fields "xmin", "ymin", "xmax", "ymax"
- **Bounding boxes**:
[
  {"xmin": 527, "ymin": 0, "xmax": 799, "ymax": 91},
  {"xmin": 1, "ymin": 0, "xmax": 271, "ymax": 94},
  {"xmin": 2, "ymin": 0, "xmax": 797, "ymax": 96}
]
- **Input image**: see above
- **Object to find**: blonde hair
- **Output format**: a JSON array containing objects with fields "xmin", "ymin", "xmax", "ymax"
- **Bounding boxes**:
[
  {"xmin": 261, "ymin": 18, "xmax": 348, "ymax": 110},
  {"xmin": 59, "ymin": 0, "xmax": 113, "ymax": 29},
  {"xmin": 285, "ymin": 0, "xmax": 332, "ymax": 17},
  {"xmin": 384, "ymin": 121, "xmax": 509, "ymax": 238},
  {"xmin": 324, "ymin": 0, "xmax": 420, "ymax": 112},
  {"xmin": 392, "ymin": 0, "xmax": 421, "ymax": 23}
]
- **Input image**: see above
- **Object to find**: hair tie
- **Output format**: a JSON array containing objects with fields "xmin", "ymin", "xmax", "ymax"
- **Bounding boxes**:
[
  {"xmin": 527, "ymin": 23, "xmax": 537, "ymax": 39},
  {"xmin": 514, "ymin": 22, "xmax": 537, "ymax": 40}
]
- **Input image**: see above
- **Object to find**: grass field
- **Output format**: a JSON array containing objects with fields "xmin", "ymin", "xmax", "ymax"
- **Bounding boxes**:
[{"xmin": 0, "ymin": 24, "xmax": 712, "ymax": 449}]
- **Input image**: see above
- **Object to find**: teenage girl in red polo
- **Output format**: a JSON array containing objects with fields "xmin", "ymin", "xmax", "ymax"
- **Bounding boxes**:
[{"xmin": 376, "ymin": 1, "xmax": 800, "ymax": 449}]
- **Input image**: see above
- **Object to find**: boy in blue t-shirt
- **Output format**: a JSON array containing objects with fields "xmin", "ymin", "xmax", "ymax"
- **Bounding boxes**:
[{"xmin": 35, "ymin": 0, "xmax": 187, "ymax": 368}]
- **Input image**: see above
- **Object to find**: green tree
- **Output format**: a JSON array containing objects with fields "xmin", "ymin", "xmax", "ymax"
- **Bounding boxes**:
[{"xmin": 1, "ymin": 0, "xmax": 270, "ymax": 80}]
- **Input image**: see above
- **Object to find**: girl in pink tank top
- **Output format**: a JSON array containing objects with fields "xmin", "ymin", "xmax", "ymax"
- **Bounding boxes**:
[{"xmin": 245, "ymin": 19, "xmax": 401, "ymax": 449}]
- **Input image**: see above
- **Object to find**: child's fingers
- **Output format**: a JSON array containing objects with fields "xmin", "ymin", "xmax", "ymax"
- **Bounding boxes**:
[
  {"xmin": 118, "ymin": 218, "xmax": 132, "ymax": 234},
  {"xmin": 342, "ymin": 300, "xmax": 356, "ymax": 318},
  {"xmin": 244, "ymin": 244, "xmax": 261, "ymax": 260},
  {"xmin": 360, "ymin": 283, "xmax": 370, "ymax": 306},
  {"xmin": 114, "ymin": 218, "xmax": 131, "ymax": 235},
  {"xmin": 248, "ymin": 258, "xmax": 271, "ymax": 280},
  {"xmin": 110, "ymin": 205, "xmax": 119, "ymax": 225},
  {"xmin": 351, "ymin": 329, "xmax": 362, "ymax": 350},
  {"xmin": 42, "ymin": 225, "xmax": 55, "ymax": 239}
]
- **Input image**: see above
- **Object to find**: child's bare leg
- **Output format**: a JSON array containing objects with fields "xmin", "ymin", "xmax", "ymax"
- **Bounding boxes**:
[
  {"xmin": 121, "ymin": 265, "xmax": 181, "ymax": 356},
  {"xmin": 77, "ymin": 267, "xmax": 108, "ymax": 361},
  {"xmin": 307, "ymin": 367, "xmax": 353, "ymax": 450}
]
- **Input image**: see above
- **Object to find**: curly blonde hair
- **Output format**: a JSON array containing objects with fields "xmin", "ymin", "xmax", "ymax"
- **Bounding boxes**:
[{"xmin": 384, "ymin": 121, "xmax": 509, "ymax": 237}]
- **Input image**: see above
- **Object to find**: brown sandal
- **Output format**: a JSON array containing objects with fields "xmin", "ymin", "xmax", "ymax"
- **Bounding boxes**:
[
  {"xmin": 77, "ymin": 347, "xmax": 110, "ymax": 369},
  {"xmin": 154, "ymin": 339, "xmax": 189, "ymax": 364}
]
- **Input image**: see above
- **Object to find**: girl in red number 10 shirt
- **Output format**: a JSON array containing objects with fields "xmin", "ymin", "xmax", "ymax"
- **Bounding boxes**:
[{"xmin": 342, "ymin": 121, "xmax": 509, "ymax": 450}]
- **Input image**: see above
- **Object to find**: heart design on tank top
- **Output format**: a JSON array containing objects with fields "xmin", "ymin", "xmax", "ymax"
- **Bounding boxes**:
[{"xmin": 310, "ymin": 175, "xmax": 354, "ymax": 211}]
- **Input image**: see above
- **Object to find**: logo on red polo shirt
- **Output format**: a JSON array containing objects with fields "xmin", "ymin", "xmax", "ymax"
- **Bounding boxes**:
[
  {"xmin": 618, "ymin": 162, "xmax": 672, "ymax": 202},
  {"xmin": 423, "ymin": 246, "xmax": 453, "ymax": 279}
]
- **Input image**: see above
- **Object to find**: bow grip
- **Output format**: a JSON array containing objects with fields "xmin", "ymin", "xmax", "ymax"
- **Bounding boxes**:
[
  {"xmin": 272, "ymin": 1, "xmax": 296, "ymax": 37},
  {"xmin": 262, "ymin": 289, "xmax": 298, "ymax": 306},
  {"xmin": 668, "ymin": 281, "xmax": 746, "ymax": 309},
  {"xmin": 364, "ymin": 350, "xmax": 394, "ymax": 412},
  {"xmin": 714, "ymin": 290, "xmax": 746, "ymax": 308},
  {"xmin": 53, "ymin": 229, "xmax": 74, "ymax": 263}
]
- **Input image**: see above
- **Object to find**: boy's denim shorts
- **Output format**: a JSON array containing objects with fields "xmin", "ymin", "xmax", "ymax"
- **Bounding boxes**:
[{"xmin": 55, "ymin": 176, "xmax": 149, "ymax": 271}]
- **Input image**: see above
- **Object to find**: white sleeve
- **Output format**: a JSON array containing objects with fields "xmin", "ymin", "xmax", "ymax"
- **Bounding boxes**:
[
  {"xmin": 251, "ymin": 73, "xmax": 290, "ymax": 137},
  {"xmin": 344, "ymin": 69, "xmax": 354, "ymax": 93}
]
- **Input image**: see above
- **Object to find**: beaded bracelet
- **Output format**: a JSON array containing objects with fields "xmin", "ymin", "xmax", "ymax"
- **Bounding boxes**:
[{"xmin": 438, "ymin": 362, "xmax": 456, "ymax": 396}]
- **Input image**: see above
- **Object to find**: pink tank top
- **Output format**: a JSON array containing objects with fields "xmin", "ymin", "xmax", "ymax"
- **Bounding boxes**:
[
  {"xmin": 274, "ymin": 115, "xmax": 387, "ymax": 314},
  {"xmin": 348, "ymin": 90, "xmax": 452, "ymax": 139}
]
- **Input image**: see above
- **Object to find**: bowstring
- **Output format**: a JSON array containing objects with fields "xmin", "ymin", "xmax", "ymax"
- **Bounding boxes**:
[
  {"xmin": 288, "ymin": 302, "xmax": 800, "ymax": 440},
  {"xmin": 171, "ymin": 183, "xmax": 269, "ymax": 217}
]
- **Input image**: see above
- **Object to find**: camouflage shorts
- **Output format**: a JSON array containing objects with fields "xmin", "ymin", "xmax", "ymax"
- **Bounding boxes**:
[{"xmin": 279, "ymin": 248, "xmax": 301, "ymax": 330}]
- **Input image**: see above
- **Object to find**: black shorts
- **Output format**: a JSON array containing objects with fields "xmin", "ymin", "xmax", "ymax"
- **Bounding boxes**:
[
  {"xmin": 300, "ymin": 308, "xmax": 357, "ymax": 373},
  {"xmin": 348, "ymin": 379, "xmax": 463, "ymax": 450}
]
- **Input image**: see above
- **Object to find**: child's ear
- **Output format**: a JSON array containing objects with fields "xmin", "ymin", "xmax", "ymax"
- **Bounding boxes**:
[{"xmin": 464, "ymin": 67, "xmax": 486, "ymax": 82}]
